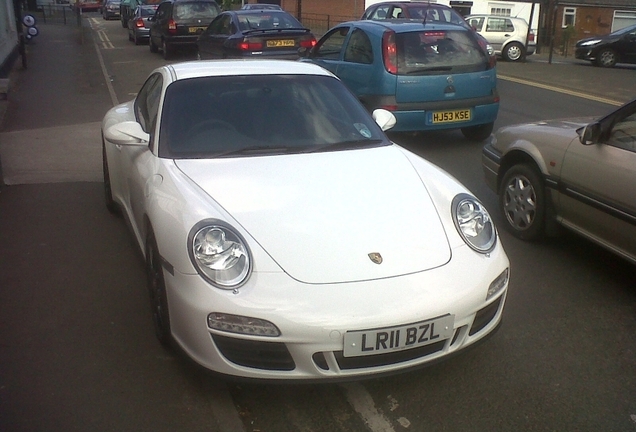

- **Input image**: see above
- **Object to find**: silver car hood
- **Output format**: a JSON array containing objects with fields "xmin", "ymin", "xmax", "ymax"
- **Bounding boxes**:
[{"xmin": 175, "ymin": 145, "xmax": 452, "ymax": 284}]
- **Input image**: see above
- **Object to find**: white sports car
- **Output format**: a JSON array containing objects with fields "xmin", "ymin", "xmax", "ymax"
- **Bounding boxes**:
[{"xmin": 102, "ymin": 60, "xmax": 509, "ymax": 380}]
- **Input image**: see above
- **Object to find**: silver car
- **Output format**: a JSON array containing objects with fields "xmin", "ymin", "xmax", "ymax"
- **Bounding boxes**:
[
  {"xmin": 482, "ymin": 98, "xmax": 636, "ymax": 264},
  {"xmin": 466, "ymin": 15, "xmax": 535, "ymax": 62}
]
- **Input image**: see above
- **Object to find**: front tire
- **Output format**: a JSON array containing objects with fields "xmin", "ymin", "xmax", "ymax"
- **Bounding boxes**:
[
  {"xmin": 595, "ymin": 49, "xmax": 617, "ymax": 68},
  {"xmin": 461, "ymin": 122, "xmax": 493, "ymax": 142},
  {"xmin": 499, "ymin": 164, "xmax": 546, "ymax": 240},
  {"xmin": 503, "ymin": 42, "xmax": 524, "ymax": 62},
  {"xmin": 146, "ymin": 230, "xmax": 172, "ymax": 347}
]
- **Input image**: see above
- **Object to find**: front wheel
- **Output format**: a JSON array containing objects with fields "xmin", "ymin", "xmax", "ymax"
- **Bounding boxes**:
[
  {"xmin": 461, "ymin": 122, "xmax": 493, "ymax": 142},
  {"xmin": 499, "ymin": 164, "xmax": 546, "ymax": 240},
  {"xmin": 595, "ymin": 49, "xmax": 617, "ymax": 68},
  {"xmin": 503, "ymin": 42, "xmax": 524, "ymax": 62},
  {"xmin": 146, "ymin": 230, "xmax": 172, "ymax": 347}
]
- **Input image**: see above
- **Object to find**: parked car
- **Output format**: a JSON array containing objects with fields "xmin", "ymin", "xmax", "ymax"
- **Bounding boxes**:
[
  {"xmin": 101, "ymin": 59, "xmax": 509, "ymax": 380},
  {"xmin": 127, "ymin": 4, "xmax": 158, "ymax": 45},
  {"xmin": 101, "ymin": 0, "xmax": 121, "ymax": 19},
  {"xmin": 197, "ymin": 10, "xmax": 315, "ymax": 60},
  {"xmin": 575, "ymin": 23, "xmax": 636, "ymax": 68},
  {"xmin": 465, "ymin": 15, "xmax": 535, "ymax": 62},
  {"xmin": 302, "ymin": 20, "xmax": 499, "ymax": 141},
  {"xmin": 240, "ymin": 3, "xmax": 282, "ymax": 10},
  {"xmin": 120, "ymin": 0, "xmax": 161, "ymax": 28},
  {"xmin": 148, "ymin": 0, "xmax": 221, "ymax": 59},
  {"xmin": 72, "ymin": 0, "xmax": 101, "ymax": 12},
  {"xmin": 361, "ymin": 1, "xmax": 470, "ymax": 29},
  {"xmin": 482, "ymin": 98, "xmax": 636, "ymax": 264}
]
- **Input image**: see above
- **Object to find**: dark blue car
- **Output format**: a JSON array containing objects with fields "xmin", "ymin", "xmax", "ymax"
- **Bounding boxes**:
[{"xmin": 302, "ymin": 20, "xmax": 499, "ymax": 141}]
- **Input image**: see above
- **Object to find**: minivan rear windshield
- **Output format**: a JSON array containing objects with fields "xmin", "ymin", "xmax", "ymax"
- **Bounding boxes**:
[
  {"xmin": 396, "ymin": 30, "xmax": 489, "ymax": 75},
  {"xmin": 173, "ymin": 2, "xmax": 219, "ymax": 20}
]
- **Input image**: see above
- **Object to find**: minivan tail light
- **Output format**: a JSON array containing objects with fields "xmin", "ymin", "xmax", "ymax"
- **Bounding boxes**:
[
  {"xmin": 528, "ymin": 30, "xmax": 535, "ymax": 42},
  {"xmin": 382, "ymin": 30, "xmax": 397, "ymax": 74},
  {"xmin": 168, "ymin": 19, "xmax": 177, "ymax": 34},
  {"xmin": 135, "ymin": 18, "xmax": 145, "ymax": 28}
]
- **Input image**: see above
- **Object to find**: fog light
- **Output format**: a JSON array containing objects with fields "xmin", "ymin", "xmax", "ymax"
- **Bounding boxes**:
[
  {"xmin": 487, "ymin": 268, "xmax": 509, "ymax": 300},
  {"xmin": 208, "ymin": 313, "xmax": 280, "ymax": 337}
]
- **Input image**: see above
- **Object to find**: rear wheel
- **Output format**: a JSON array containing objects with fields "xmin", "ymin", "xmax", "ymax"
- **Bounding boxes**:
[
  {"xmin": 595, "ymin": 48, "xmax": 617, "ymax": 68},
  {"xmin": 503, "ymin": 42, "xmax": 524, "ymax": 62},
  {"xmin": 461, "ymin": 122, "xmax": 493, "ymax": 142},
  {"xmin": 499, "ymin": 164, "xmax": 545, "ymax": 240},
  {"xmin": 146, "ymin": 230, "xmax": 172, "ymax": 347}
]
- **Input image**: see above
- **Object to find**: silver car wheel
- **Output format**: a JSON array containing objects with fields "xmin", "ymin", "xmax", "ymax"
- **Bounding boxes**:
[
  {"xmin": 597, "ymin": 49, "xmax": 617, "ymax": 68},
  {"xmin": 499, "ymin": 164, "xmax": 545, "ymax": 240},
  {"xmin": 503, "ymin": 42, "xmax": 524, "ymax": 62}
]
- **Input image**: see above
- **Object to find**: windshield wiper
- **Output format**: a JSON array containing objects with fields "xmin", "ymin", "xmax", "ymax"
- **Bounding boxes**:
[
  {"xmin": 305, "ymin": 139, "xmax": 385, "ymax": 153},
  {"xmin": 214, "ymin": 146, "xmax": 293, "ymax": 158}
]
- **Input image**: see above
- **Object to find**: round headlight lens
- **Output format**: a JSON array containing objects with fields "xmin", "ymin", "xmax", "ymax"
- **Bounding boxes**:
[
  {"xmin": 452, "ymin": 194, "xmax": 496, "ymax": 253},
  {"xmin": 189, "ymin": 221, "xmax": 251, "ymax": 288}
]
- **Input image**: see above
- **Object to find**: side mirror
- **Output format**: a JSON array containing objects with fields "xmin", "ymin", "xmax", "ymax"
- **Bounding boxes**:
[
  {"xmin": 105, "ymin": 121, "xmax": 150, "ymax": 146},
  {"xmin": 372, "ymin": 109, "xmax": 397, "ymax": 131},
  {"xmin": 578, "ymin": 122, "xmax": 601, "ymax": 145},
  {"xmin": 297, "ymin": 47, "xmax": 309, "ymax": 58}
]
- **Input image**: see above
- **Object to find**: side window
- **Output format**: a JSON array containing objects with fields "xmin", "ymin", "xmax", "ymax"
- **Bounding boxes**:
[
  {"xmin": 486, "ymin": 18, "xmax": 506, "ymax": 32},
  {"xmin": 468, "ymin": 17, "xmax": 484, "ymax": 31},
  {"xmin": 155, "ymin": 3, "xmax": 169, "ymax": 20},
  {"xmin": 390, "ymin": 7, "xmax": 403, "ymax": 19},
  {"xmin": 313, "ymin": 27, "xmax": 349, "ymax": 60},
  {"xmin": 608, "ymin": 113, "xmax": 636, "ymax": 152},
  {"xmin": 370, "ymin": 6, "xmax": 389, "ymax": 20},
  {"xmin": 206, "ymin": 15, "xmax": 224, "ymax": 35},
  {"xmin": 134, "ymin": 73, "xmax": 163, "ymax": 135},
  {"xmin": 504, "ymin": 19, "xmax": 515, "ymax": 32},
  {"xmin": 344, "ymin": 29, "xmax": 374, "ymax": 64}
]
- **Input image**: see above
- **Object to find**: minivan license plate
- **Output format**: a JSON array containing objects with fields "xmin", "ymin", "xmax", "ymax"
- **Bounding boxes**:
[
  {"xmin": 343, "ymin": 315, "xmax": 454, "ymax": 357},
  {"xmin": 430, "ymin": 109, "xmax": 472, "ymax": 124}
]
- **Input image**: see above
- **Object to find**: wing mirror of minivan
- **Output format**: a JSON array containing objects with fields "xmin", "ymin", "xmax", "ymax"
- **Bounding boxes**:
[
  {"xmin": 578, "ymin": 122, "xmax": 601, "ymax": 145},
  {"xmin": 373, "ymin": 109, "xmax": 397, "ymax": 131}
]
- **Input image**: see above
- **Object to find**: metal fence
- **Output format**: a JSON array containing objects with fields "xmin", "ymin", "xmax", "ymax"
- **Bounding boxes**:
[
  {"xmin": 31, "ymin": 4, "xmax": 81, "ymax": 26},
  {"xmin": 300, "ymin": 13, "xmax": 356, "ymax": 38}
]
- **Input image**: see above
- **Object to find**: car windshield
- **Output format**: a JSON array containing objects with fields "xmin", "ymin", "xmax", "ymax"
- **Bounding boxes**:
[
  {"xmin": 158, "ymin": 74, "xmax": 388, "ymax": 158},
  {"xmin": 173, "ymin": 2, "xmax": 219, "ymax": 20},
  {"xmin": 407, "ymin": 5, "xmax": 470, "ymax": 28},
  {"xmin": 397, "ymin": 29, "xmax": 489, "ymax": 74},
  {"xmin": 238, "ymin": 12, "xmax": 304, "ymax": 31},
  {"xmin": 609, "ymin": 24, "xmax": 636, "ymax": 36}
]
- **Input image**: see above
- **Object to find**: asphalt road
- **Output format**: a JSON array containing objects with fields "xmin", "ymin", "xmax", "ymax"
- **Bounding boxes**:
[{"xmin": 1, "ymin": 15, "xmax": 635, "ymax": 432}]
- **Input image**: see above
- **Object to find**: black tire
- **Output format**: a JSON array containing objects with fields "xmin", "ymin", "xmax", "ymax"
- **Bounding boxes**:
[
  {"xmin": 146, "ymin": 230, "xmax": 172, "ymax": 347},
  {"xmin": 149, "ymin": 35, "xmax": 159, "ymax": 53},
  {"xmin": 595, "ymin": 48, "xmax": 617, "ymax": 68},
  {"xmin": 102, "ymin": 141, "xmax": 120, "ymax": 214},
  {"xmin": 162, "ymin": 39, "xmax": 173, "ymax": 60},
  {"xmin": 461, "ymin": 122, "xmax": 493, "ymax": 142},
  {"xmin": 503, "ymin": 42, "xmax": 524, "ymax": 62},
  {"xmin": 498, "ymin": 164, "xmax": 546, "ymax": 240}
]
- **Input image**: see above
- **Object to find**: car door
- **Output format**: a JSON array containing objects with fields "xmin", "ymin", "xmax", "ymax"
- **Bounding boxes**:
[
  {"xmin": 305, "ymin": 25, "xmax": 351, "ymax": 75},
  {"xmin": 122, "ymin": 72, "xmax": 164, "ymax": 242},
  {"xmin": 558, "ymin": 111, "xmax": 636, "ymax": 260},
  {"xmin": 197, "ymin": 14, "xmax": 232, "ymax": 58},
  {"xmin": 482, "ymin": 17, "xmax": 512, "ymax": 53},
  {"xmin": 616, "ymin": 27, "xmax": 636, "ymax": 64}
]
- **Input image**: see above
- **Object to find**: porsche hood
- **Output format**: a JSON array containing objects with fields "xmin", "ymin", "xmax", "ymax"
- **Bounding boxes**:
[{"xmin": 175, "ymin": 146, "xmax": 452, "ymax": 284}]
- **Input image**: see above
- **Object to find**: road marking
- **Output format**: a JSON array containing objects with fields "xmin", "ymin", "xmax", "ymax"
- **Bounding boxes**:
[
  {"xmin": 498, "ymin": 74, "xmax": 624, "ymax": 107},
  {"xmin": 341, "ymin": 383, "xmax": 396, "ymax": 432}
]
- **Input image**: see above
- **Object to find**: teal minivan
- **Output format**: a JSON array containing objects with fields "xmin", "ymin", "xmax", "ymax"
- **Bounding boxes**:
[{"xmin": 302, "ymin": 20, "xmax": 499, "ymax": 141}]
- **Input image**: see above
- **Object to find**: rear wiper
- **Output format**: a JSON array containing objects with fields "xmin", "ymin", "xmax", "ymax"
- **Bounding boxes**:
[
  {"xmin": 244, "ymin": 27, "xmax": 309, "ymax": 35},
  {"xmin": 404, "ymin": 66, "xmax": 453, "ymax": 74}
]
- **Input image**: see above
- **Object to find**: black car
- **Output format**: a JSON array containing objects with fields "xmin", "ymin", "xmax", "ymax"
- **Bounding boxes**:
[
  {"xmin": 197, "ymin": 10, "xmax": 315, "ymax": 60},
  {"xmin": 575, "ymin": 23, "xmax": 636, "ymax": 68},
  {"xmin": 149, "ymin": 0, "xmax": 221, "ymax": 59}
]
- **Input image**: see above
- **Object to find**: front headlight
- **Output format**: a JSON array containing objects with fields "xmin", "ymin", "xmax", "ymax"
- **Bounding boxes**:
[
  {"xmin": 452, "ymin": 194, "xmax": 496, "ymax": 253},
  {"xmin": 188, "ymin": 220, "xmax": 252, "ymax": 288},
  {"xmin": 580, "ymin": 39, "xmax": 601, "ymax": 47}
]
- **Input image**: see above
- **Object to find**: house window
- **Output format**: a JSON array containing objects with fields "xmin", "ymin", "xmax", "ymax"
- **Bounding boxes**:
[
  {"xmin": 562, "ymin": 7, "xmax": 576, "ymax": 28},
  {"xmin": 489, "ymin": 7, "xmax": 511, "ymax": 17}
]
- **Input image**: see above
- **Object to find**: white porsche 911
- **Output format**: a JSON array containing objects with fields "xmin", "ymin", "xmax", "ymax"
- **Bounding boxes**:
[{"xmin": 102, "ymin": 60, "xmax": 510, "ymax": 380}]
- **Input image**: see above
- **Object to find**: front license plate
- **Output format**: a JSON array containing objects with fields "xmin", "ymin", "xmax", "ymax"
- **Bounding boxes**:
[
  {"xmin": 430, "ymin": 109, "xmax": 472, "ymax": 124},
  {"xmin": 343, "ymin": 315, "xmax": 454, "ymax": 357},
  {"xmin": 266, "ymin": 39, "xmax": 295, "ymax": 48},
  {"xmin": 188, "ymin": 26, "xmax": 206, "ymax": 34}
]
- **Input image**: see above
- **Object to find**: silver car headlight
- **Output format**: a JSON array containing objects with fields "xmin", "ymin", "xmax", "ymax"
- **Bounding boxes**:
[
  {"xmin": 188, "ymin": 220, "xmax": 252, "ymax": 288},
  {"xmin": 452, "ymin": 194, "xmax": 496, "ymax": 253}
]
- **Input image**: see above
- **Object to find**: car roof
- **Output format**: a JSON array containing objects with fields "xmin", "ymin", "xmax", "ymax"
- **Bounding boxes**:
[
  {"xmin": 166, "ymin": 60, "xmax": 335, "ymax": 81},
  {"xmin": 341, "ymin": 19, "xmax": 468, "ymax": 33},
  {"xmin": 466, "ymin": 14, "xmax": 527, "ymax": 22},
  {"xmin": 368, "ymin": 1, "xmax": 455, "ymax": 8}
]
